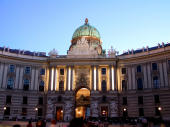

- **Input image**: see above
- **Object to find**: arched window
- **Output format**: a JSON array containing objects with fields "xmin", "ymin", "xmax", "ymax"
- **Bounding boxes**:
[
  {"xmin": 39, "ymin": 80, "xmax": 44, "ymax": 92},
  {"xmin": 7, "ymin": 78, "xmax": 14, "ymax": 89},
  {"xmin": 101, "ymin": 80, "xmax": 107, "ymax": 92},
  {"xmin": 23, "ymin": 79, "xmax": 30, "ymax": 91},
  {"xmin": 137, "ymin": 78, "xmax": 143, "ymax": 90},
  {"xmin": 153, "ymin": 76, "xmax": 159, "ymax": 89},
  {"xmin": 59, "ymin": 81, "xmax": 64, "ymax": 91},
  {"xmin": 122, "ymin": 80, "xmax": 127, "ymax": 91},
  {"xmin": 137, "ymin": 65, "xmax": 142, "ymax": 72}
]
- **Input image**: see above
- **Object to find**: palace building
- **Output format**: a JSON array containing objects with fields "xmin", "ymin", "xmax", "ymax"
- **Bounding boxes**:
[{"xmin": 0, "ymin": 19, "xmax": 170, "ymax": 121}]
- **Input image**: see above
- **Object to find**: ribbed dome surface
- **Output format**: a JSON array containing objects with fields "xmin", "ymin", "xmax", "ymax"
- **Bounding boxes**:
[{"xmin": 72, "ymin": 19, "xmax": 100, "ymax": 40}]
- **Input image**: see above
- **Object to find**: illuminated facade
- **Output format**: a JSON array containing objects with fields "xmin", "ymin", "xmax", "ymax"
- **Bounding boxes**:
[{"xmin": 0, "ymin": 19, "xmax": 170, "ymax": 121}]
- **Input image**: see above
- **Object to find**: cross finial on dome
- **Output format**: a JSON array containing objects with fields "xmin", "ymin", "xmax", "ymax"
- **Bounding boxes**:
[{"xmin": 85, "ymin": 18, "xmax": 88, "ymax": 24}]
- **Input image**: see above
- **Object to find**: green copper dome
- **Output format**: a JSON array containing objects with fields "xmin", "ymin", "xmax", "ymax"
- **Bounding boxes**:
[{"xmin": 72, "ymin": 18, "xmax": 101, "ymax": 40}]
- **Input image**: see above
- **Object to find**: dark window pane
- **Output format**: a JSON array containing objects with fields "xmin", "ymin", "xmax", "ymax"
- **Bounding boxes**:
[
  {"xmin": 4, "ymin": 107, "xmax": 10, "ymax": 115},
  {"xmin": 139, "ymin": 108, "xmax": 144, "ymax": 116},
  {"xmin": 23, "ymin": 79, "xmax": 29, "ymax": 91},
  {"xmin": 38, "ymin": 97, "xmax": 43, "ymax": 105},
  {"xmin": 138, "ymin": 96, "xmax": 143, "ymax": 104},
  {"xmin": 102, "ymin": 80, "xmax": 107, "ymax": 92},
  {"xmin": 60, "ymin": 69, "xmax": 64, "ymax": 75},
  {"xmin": 155, "ymin": 107, "xmax": 160, "ymax": 116},
  {"xmin": 25, "ymin": 67, "xmax": 31, "ymax": 74},
  {"xmin": 38, "ymin": 108, "xmax": 43, "ymax": 116},
  {"xmin": 122, "ymin": 80, "xmax": 127, "ymax": 91},
  {"xmin": 153, "ymin": 76, "xmax": 159, "ymax": 89},
  {"xmin": 137, "ymin": 78, "xmax": 143, "ymax": 90},
  {"xmin": 23, "ymin": 96, "xmax": 27, "ymax": 104},
  {"xmin": 101, "ymin": 68, "xmax": 106, "ymax": 75},
  {"xmin": 40, "ymin": 68, "xmax": 45, "ymax": 75},
  {"xmin": 22, "ymin": 108, "xmax": 27, "ymax": 116},
  {"xmin": 152, "ymin": 63, "xmax": 157, "ymax": 70},
  {"xmin": 137, "ymin": 65, "xmax": 141, "ymax": 72},
  {"xmin": 59, "ymin": 81, "xmax": 64, "ymax": 91},
  {"xmin": 123, "ymin": 97, "xmax": 127, "ymax": 105},
  {"xmin": 7, "ymin": 78, "xmax": 14, "ymax": 89},
  {"xmin": 9, "ymin": 65, "xmax": 15, "ymax": 73},
  {"xmin": 122, "ymin": 68, "xmax": 126, "ymax": 74},
  {"xmin": 154, "ymin": 95, "xmax": 160, "ymax": 103},
  {"xmin": 6, "ymin": 96, "xmax": 11, "ymax": 104},
  {"xmin": 39, "ymin": 80, "xmax": 44, "ymax": 92}
]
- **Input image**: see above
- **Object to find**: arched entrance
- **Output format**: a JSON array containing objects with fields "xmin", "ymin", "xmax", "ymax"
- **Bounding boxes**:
[{"xmin": 75, "ymin": 87, "xmax": 90, "ymax": 119}]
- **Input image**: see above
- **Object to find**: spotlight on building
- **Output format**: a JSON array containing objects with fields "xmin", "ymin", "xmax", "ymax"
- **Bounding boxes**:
[
  {"xmin": 158, "ymin": 107, "xmax": 162, "ymax": 111},
  {"xmin": 4, "ymin": 106, "xmax": 6, "ymax": 110},
  {"xmin": 123, "ymin": 108, "xmax": 127, "ymax": 111}
]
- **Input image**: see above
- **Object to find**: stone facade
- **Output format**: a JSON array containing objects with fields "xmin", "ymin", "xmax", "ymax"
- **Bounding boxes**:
[{"xmin": 0, "ymin": 20, "xmax": 170, "ymax": 121}]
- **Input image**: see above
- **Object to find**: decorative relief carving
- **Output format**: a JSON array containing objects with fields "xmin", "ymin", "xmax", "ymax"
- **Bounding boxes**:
[
  {"xmin": 109, "ymin": 101, "xmax": 118, "ymax": 117},
  {"xmin": 64, "ymin": 101, "xmax": 74, "ymax": 121},
  {"xmin": 68, "ymin": 37, "xmax": 98, "ymax": 57},
  {"xmin": 90, "ymin": 101, "xmax": 99, "ymax": 117}
]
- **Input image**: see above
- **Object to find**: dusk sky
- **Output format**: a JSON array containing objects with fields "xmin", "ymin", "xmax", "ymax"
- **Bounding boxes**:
[{"xmin": 0, "ymin": 0, "xmax": 170, "ymax": 55}]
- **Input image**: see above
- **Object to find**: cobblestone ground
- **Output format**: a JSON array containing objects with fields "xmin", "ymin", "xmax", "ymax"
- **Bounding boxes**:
[{"xmin": 0, "ymin": 121, "xmax": 167, "ymax": 127}]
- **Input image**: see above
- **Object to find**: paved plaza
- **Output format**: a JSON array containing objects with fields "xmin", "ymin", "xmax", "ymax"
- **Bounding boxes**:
[{"xmin": 0, "ymin": 121, "xmax": 168, "ymax": 127}]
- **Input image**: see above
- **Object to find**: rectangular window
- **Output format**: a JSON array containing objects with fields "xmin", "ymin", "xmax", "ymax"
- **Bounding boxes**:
[
  {"xmin": 25, "ymin": 66, "xmax": 31, "ymax": 74},
  {"xmin": 40, "ymin": 68, "xmax": 45, "ymax": 75},
  {"xmin": 154, "ymin": 95, "xmax": 160, "ymax": 103},
  {"xmin": 101, "ymin": 68, "xmax": 106, "ymax": 75},
  {"xmin": 60, "ymin": 68, "xmax": 64, "ymax": 75},
  {"xmin": 138, "ymin": 96, "xmax": 143, "ymax": 105},
  {"xmin": 122, "ymin": 68, "xmax": 126, "ymax": 74},
  {"xmin": 4, "ymin": 107, "xmax": 10, "ymax": 116},
  {"xmin": 122, "ymin": 97, "xmax": 127, "ymax": 105},
  {"xmin": 139, "ymin": 108, "xmax": 144, "ymax": 116},
  {"xmin": 155, "ymin": 107, "xmax": 160, "ymax": 116},
  {"xmin": 23, "ymin": 96, "xmax": 27, "ymax": 104},
  {"xmin": 152, "ymin": 63, "xmax": 157, "ymax": 71},
  {"xmin": 6, "ymin": 96, "xmax": 11, "ymax": 104},
  {"xmin": 22, "ymin": 108, "xmax": 27, "ymax": 116},
  {"xmin": 38, "ymin": 97, "xmax": 43, "ymax": 105},
  {"xmin": 38, "ymin": 108, "xmax": 43, "ymax": 116},
  {"xmin": 9, "ymin": 65, "xmax": 15, "ymax": 73},
  {"xmin": 137, "ymin": 65, "xmax": 142, "ymax": 72}
]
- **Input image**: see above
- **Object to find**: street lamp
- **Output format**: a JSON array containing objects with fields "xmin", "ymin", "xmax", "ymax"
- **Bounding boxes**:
[
  {"xmin": 158, "ymin": 107, "xmax": 162, "ymax": 111},
  {"xmin": 4, "ymin": 106, "xmax": 6, "ymax": 110},
  {"xmin": 35, "ymin": 107, "xmax": 38, "ymax": 121},
  {"xmin": 123, "ymin": 108, "xmax": 127, "ymax": 111}
]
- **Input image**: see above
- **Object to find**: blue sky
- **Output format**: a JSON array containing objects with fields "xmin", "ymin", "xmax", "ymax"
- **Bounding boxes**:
[{"xmin": 0, "ymin": 0, "xmax": 170, "ymax": 55}]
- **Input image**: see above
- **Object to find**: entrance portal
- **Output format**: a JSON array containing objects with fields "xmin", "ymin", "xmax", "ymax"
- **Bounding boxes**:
[
  {"xmin": 75, "ymin": 88, "xmax": 90, "ymax": 119},
  {"xmin": 56, "ymin": 107, "xmax": 63, "ymax": 121}
]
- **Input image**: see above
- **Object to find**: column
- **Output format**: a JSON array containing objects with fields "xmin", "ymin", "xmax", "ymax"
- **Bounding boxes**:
[
  {"xmin": 131, "ymin": 66, "xmax": 136, "ymax": 90},
  {"xmin": 147, "ymin": 63, "xmax": 152, "ymax": 88},
  {"xmin": 93, "ymin": 66, "xmax": 97, "ymax": 91},
  {"xmin": 19, "ymin": 66, "xmax": 24, "ymax": 89},
  {"xmin": 143, "ymin": 64, "xmax": 148, "ymax": 89},
  {"xmin": 50, "ymin": 67, "xmax": 54, "ymax": 91},
  {"xmin": 0, "ymin": 63, "xmax": 4, "ymax": 88},
  {"xmin": 110, "ymin": 65, "xmax": 115, "ymax": 91},
  {"xmin": 15, "ymin": 65, "xmax": 20, "ymax": 89},
  {"xmin": 159, "ymin": 62, "xmax": 164, "ymax": 88},
  {"xmin": 96, "ymin": 66, "xmax": 99, "ymax": 91},
  {"xmin": 54, "ymin": 67, "xmax": 58, "ymax": 91},
  {"xmin": 2, "ymin": 63, "xmax": 8, "ymax": 88},
  {"xmin": 34, "ymin": 67, "xmax": 39, "ymax": 90},
  {"xmin": 30, "ymin": 67, "xmax": 35, "ymax": 90},
  {"xmin": 163, "ymin": 61, "xmax": 168, "ymax": 87},
  {"xmin": 66, "ymin": 66, "xmax": 71, "ymax": 91},
  {"xmin": 70, "ymin": 66, "xmax": 74, "ymax": 90},
  {"xmin": 92, "ymin": 66, "xmax": 94, "ymax": 90},
  {"xmin": 127, "ymin": 66, "xmax": 132, "ymax": 90}
]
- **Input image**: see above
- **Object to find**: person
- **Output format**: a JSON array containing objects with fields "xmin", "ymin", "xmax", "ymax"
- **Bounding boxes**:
[{"xmin": 27, "ymin": 120, "xmax": 32, "ymax": 127}]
